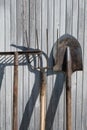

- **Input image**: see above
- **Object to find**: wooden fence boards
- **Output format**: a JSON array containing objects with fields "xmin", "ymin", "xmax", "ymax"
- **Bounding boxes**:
[{"xmin": 0, "ymin": 0, "xmax": 87, "ymax": 130}]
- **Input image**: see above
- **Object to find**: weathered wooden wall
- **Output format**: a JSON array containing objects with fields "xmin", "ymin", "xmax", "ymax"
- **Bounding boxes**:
[{"xmin": 0, "ymin": 0, "xmax": 87, "ymax": 130}]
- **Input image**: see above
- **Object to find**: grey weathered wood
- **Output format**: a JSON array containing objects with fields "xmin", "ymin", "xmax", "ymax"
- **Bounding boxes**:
[
  {"xmin": 34, "ymin": 0, "xmax": 41, "ymax": 130},
  {"xmin": 10, "ymin": 0, "xmax": 17, "ymax": 51},
  {"xmin": 0, "ymin": 0, "xmax": 5, "ymax": 130},
  {"xmin": 29, "ymin": 0, "xmax": 36, "ymax": 130},
  {"xmin": 46, "ymin": 1, "xmax": 54, "ymax": 130},
  {"xmin": 52, "ymin": 0, "xmax": 60, "ymax": 129},
  {"xmin": 82, "ymin": 1, "xmax": 87, "ymax": 130},
  {"xmin": 72, "ymin": 0, "xmax": 79, "ymax": 129},
  {"xmin": 76, "ymin": 0, "xmax": 85, "ymax": 130},
  {"xmin": 5, "ymin": 0, "xmax": 12, "ymax": 129},
  {"xmin": 58, "ymin": 0, "xmax": 66, "ymax": 130},
  {"xmin": 16, "ymin": 0, "xmax": 24, "ymax": 129},
  {"xmin": 0, "ymin": 0, "xmax": 87, "ymax": 130}
]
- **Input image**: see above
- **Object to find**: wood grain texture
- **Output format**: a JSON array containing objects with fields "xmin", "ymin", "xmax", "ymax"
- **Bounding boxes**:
[
  {"xmin": 72, "ymin": 0, "xmax": 78, "ymax": 130},
  {"xmin": 0, "ymin": 0, "xmax": 5, "ymax": 130},
  {"xmin": 76, "ymin": 0, "xmax": 85, "ymax": 130},
  {"xmin": 13, "ymin": 52, "xmax": 18, "ymax": 130},
  {"xmin": 82, "ymin": 1, "xmax": 87, "ymax": 130}
]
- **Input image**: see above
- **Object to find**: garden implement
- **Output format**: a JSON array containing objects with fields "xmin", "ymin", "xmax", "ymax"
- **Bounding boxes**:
[
  {"xmin": 53, "ymin": 34, "xmax": 83, "ymax": 130},
  {"xmin": 27, "ymin": 29, "xmax": 49, "ymax": 130},
  {"xmin": 13, "ymin": 52, "xmax": 18, "ymax": 130}
]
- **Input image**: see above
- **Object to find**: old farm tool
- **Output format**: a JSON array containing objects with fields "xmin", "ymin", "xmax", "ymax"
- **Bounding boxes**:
[
  {"xmin": 0, "ymin": 49, "xmax": 42, "ymax": 130},
  {"xmin": 13, "ymin": 52, "xmax": 18, "ymax": 130},
  {"xmin": 12, "ymin": 50, "xmax": 42, "ymax": 130},
  {"xmin": 53, "ymin": 34, "xmax": 83, "ymax": 130},
  {"xmin": 28, "ymin": 29, "xmax": 49, "ymax": 130},
  {"xmin": 40, "ymin": 69, "xmax": 47, "ymax": 130}
]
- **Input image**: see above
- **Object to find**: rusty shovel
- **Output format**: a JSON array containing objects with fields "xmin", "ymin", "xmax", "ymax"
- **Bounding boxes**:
[{"xmin": 53, "ymin": 34, "xmax": 83, "ymax": 130}]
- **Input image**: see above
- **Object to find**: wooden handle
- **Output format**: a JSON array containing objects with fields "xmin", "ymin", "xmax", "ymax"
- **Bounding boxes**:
[
  {"xmin": 66, "ymin": 85, "xmax": 71, "ymax": 130},
  {"xmin": 40, "ymin": 70, "xmax": 46, "ymax": 130},
  {"xmin": 66, "ymin": 47, "xmax": 72, "ymax": 130},
  {"xmin": 13, "ymin": 52, "xmax": 18, "ymax": 130}
]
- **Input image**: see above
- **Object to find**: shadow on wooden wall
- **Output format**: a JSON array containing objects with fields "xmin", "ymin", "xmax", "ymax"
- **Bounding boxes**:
[
  {"xmin": 0, "ymin": 44, "xmax": 65, "ymax": 130},
  {"xmin": 11, "ymin": 44, "xmax": 65, "ymax": 130}
]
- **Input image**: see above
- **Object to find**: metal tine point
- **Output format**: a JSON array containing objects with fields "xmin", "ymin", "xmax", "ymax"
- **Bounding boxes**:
[
  {"xmin": 57, "ymin": 28, "xmax": 59, "ymax": 46},
  {"xmin": 36, "ymin": 29, "xmax": 39, "ymax": 49},
  {"xmin": 25, "ymin": 30, "xmax": 30, "ymax": 49},
  {"xmin": 46, "ymin": 28, "xmax": 48, "ymax": 68},
  {"xmin": 36, "ymin": 29, "xmax": 40, "ymax": 68},
  {"xmin": 57, "ymin": 28, "xmax": 59, "ymax": 62}
]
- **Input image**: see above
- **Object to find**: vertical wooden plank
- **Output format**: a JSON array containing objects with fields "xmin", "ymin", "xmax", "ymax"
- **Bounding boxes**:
[
  {"xmin": 5, "ymin": 0, "xmax": 12, "ymax": 130},
  {"xmin": 66, "ymin": 0, "xmax": 73, "ymax": 34},
  {"xmin": 72, "ymin": 0, "xmax": 78, "ymax": 130},
  {"xmin": 28, "ymin": 0, "xmax": 35, "ymax": 130},
  {"xmin": 30, "ymin": 0, "xmax": 35, "ymax": 48},
  {"xmin": 0, "ymin": 0, "xmax": 5, "ymax": 130},
  {"xmin": 52, "ymin": 0, "xmax": 60, "ymax": 130},
  {"xmin": 0, "ymin": 0, "xmax": 5, "ymax": 52},
  {"xmin": 82, "ymin": 1, "xmax": 87, "ymax": 130},
  {"xmin": 10, "ymin": 3, "xmax": 17, "ymax": 129},
  {"xmin": 35, "ymin": 0, "xmax": 41, "ymax": 49},
  {"xmin": 10, "ymin": 0, "xmax": 17, "ymax": 51},
  {"xmin": 10, "ymin": 1, "xmax": 17, "ymax": 129},
  {"xmin": 76, "ymin": 0, "xmax": 85, "ymax": 130},
  {"xmin": 22, "ymin": 0, "xmax": 29, "ymax": 47},
  {"xmin": 41, "ymin": 0, "xmax": 47, "ymax": 52},
  {"xmin": 16, "ymin": 0, "xmax": 23, "ymax": 129},
  {"xmin": 34, "ymin": 0, "xmax": 41, "ymax": 129},
  {"xmin": 45, "ymin": 0, "xmax": 54, "ymax": 130},
  {"xmin": 60, "ymin": 0, "xmax": 66, "ymax": 36},
  {"xmin": 0, "ymin": 67, "xmax": 6, "ymax": 130},
  {"xmin": 58, "ymin": 0, "xmax": 66, "ymax": 130},
  {"xmin": 22, "ymin": 0, "xmax": 29, "ymax": 116}
]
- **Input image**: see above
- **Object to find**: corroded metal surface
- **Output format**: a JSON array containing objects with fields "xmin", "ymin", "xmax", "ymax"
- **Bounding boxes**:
[
  {"xmin": 0, "ymin": 49, "xmax": 42, "ymax": 55},
  {"xmin": 53, "ymin": 34, "xmax": 83, "ymax": 72},
  {"xmin": 53, "ymin": 35, "xmax": 83, "ymax": 130}
]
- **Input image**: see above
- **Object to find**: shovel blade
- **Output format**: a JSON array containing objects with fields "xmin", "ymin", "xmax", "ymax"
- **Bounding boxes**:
[{"xmin": 53, "ymin": 34, "xmax": 83, "ymax": 72}]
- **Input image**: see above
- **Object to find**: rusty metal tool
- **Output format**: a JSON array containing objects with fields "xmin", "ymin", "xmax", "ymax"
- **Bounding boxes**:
[
  {"xmin": 0, "ymin": 50, "xmax": 42, "ymax": 55},
  {"xmin": 13, "ymin": 52, "xmax": 18, "ymax": 130},
  {"xmin": 28, "ymin": 29, "xmax": 49, "ymax": 130},
  {"xmin": 53, "ymin": 34, "xmax": 83, "ymax": 130},
  {"xmin": 24, "ymin": 29, "xmax": 47, "ymax": 130}
]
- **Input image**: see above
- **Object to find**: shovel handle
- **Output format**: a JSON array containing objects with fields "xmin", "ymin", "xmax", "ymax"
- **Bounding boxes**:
[
  {"xmin": 66, "ymin": 47, "xmax": 72, "ymax": 130},
  {"xmin": 13, "ymin": 52, "xmax": 18, "ymax": 130},
  {"xmin": 40, "ymin": 70, "xmax": 46, "ymax": 130},
  {"xmin": 66, "ymin": 82, "xmax": 71, "ymax": 130}
]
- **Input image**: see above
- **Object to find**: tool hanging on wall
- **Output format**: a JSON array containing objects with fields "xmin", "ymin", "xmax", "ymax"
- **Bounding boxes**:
[{"xmin": 53, "ymin": 34, "xmax": 83, "ymax": 130}]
